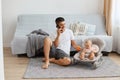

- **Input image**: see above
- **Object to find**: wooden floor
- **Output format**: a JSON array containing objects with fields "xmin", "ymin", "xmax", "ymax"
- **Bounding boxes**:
[{"xmin": 4, "ymin": 47, "xmax": 120, "ymax": 80}]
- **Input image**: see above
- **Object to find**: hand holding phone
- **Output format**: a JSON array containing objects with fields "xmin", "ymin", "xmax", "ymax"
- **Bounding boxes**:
[{"xmin": 57, "ymin": 28, "xmax": 61, "ymax": 36}]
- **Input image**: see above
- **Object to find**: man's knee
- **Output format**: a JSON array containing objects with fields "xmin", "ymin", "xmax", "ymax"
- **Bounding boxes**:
[
  {"xmin": 44, "ymin": 37, "xmax": 52, "ymax": 45},
  {"xmin": 60, "ymin": 57, "xmax": 71, "ymax": 66},
  {"xmin": 44, "ymin": 37, "xmax": 51, "ymax": 42}
]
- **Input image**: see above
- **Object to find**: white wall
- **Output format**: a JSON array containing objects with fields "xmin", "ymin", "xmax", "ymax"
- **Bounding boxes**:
[
  {"xmin": 0, "ymin": 0, "xmax": 5, "ymax": 79},
  {"xmin": 2, "ymin": 0, "xmax": 104, "ymax": 47}
]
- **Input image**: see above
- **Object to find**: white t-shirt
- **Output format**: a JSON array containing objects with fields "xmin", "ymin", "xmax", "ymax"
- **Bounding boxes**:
[{"xmin": 50, "ymin": 28, "xmax": 74, "ymax": 55}]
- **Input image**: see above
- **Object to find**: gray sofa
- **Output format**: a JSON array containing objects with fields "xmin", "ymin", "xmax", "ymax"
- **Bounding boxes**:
[{"xmin": 11, "ymin": 14, "xmax": 112, "ymax": 55}]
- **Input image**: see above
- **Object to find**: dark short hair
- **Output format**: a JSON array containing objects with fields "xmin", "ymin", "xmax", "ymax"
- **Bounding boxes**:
[{"xmin": 55, "ymin": 17, "xmax": 65, "ymax": 24}]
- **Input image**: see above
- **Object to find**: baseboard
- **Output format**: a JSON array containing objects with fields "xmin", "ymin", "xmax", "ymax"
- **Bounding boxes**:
[{"xmin": 111, "ymin": 51, "xmax": 118, "ymax": 53}]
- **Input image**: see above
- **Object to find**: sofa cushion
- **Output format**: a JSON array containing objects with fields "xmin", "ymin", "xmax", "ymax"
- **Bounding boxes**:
[
  {"xmin": 69, "ymin": 22, "xmax": 96, "ymax": 36},
  {"xmin": 69, "ymin": 22, "xmax": 88, "ymax": 35}
]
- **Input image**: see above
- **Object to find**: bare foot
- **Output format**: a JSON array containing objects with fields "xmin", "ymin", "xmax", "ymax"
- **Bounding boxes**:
[
  {"xmin": 89, "ymin": 57, "xmax": 94, "ymax": 60},
  {"xmin": 42, "ymin": 62, "xmax": 50, "ymax": 69},
  {"xmin": 49, "ymin": 58, "xmax": 55, "ymax": 63}
]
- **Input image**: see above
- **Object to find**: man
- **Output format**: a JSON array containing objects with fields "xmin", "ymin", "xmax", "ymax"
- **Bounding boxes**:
[{"xmin": 42, "ymin": 17, "xmax": 81, "ymax": 69}]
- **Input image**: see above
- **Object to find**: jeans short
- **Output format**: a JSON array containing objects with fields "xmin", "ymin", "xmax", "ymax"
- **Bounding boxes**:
[{"xmin": 39, "ymin": 45, "xmax": 69, "ymax": 60}]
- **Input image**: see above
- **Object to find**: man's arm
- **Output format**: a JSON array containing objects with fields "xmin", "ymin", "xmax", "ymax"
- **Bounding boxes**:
[
  {"xmin": 53, "ymin": 29, "xmax": 61, "ymax": 47},
  {"xmin": 71, "ymin": 40, "xmax": 81, "ymax": 51},
  {"xmin": 53, "ymin": 35, "xmax": 60, "ymax": 47}
]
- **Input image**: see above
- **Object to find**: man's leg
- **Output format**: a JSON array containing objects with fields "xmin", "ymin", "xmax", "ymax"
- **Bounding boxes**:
[
  {"xmin": 49, "ymin": 49, "xmax": 71, "ymax": 66},
  {"xmin": 42, "ymin": 37, "xmax": 52, "ymax": 69},
  {"xmin": 50, "ymin": 57, "xmax": 71, "ymax": 66}
]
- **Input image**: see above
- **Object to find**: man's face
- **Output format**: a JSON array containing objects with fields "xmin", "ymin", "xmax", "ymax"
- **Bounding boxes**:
[{"xmin": 57, "ymin": 21, "xmax": 65, "ymax": 33}]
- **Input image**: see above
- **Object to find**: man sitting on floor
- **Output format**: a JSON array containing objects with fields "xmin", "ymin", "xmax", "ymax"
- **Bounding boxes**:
[{"xmin": 42, "ymin": 17, "xmax": 81, "ymax": 69}]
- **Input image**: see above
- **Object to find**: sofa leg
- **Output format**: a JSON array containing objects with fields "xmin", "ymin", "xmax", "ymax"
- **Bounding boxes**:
[{"xmin": 102, "ymin": 51, "xmax": 110, "ymax": 56}]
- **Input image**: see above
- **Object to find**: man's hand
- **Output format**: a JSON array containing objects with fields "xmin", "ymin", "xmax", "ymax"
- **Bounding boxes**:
[
  {"xmin": 54, "ymin": 29, "xmax": 61, "ymax": 47},
  {"xmin": 57, "ymin": 28, "xmax": 62, "ymax": 36},
  {"xmin": 75, "ymin": 46, "xmax": 81, "ymax": 51}
]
